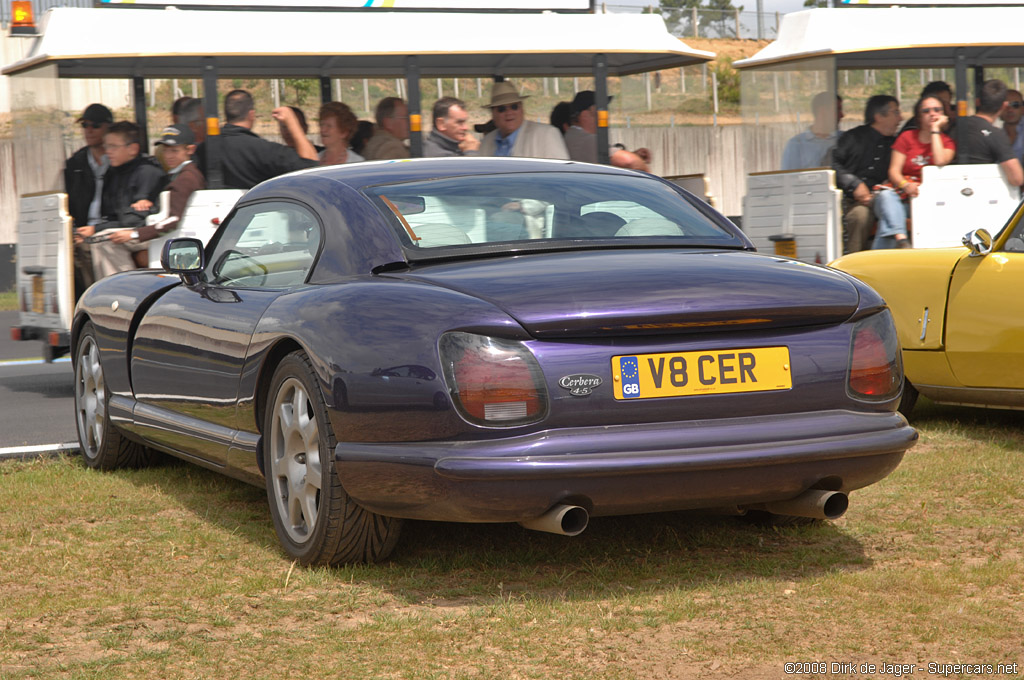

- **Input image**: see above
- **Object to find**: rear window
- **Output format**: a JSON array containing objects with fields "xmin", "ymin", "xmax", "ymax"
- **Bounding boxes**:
[{"xmin": 363, "ymin": 172, "xmax": 741, "ymax": 252}]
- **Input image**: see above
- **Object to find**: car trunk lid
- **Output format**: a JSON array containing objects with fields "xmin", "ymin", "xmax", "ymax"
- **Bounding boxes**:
[{"xmin": 393, "ymin": 250, "xmax": 861, "ymax": 338}]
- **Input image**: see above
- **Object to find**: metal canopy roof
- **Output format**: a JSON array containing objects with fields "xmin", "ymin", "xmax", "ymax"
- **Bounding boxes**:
[
  {"xmin": 734, "ymin": 7, "xmax": 1024, "ymax": 71},
  {"xmin": 2, "ymin": 7, "xmax": 714, "ymax": 78}
]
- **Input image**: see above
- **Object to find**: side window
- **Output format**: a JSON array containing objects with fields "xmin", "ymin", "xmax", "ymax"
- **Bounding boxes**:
[{"xmin": 205, "ymin": 201, "xmax": 322, "ymax": 288}]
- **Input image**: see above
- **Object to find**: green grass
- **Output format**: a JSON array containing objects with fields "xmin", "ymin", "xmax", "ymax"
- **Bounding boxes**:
[{"xmin": 2, "ymin": 401, "xmax": 1023, "ymax": 679}]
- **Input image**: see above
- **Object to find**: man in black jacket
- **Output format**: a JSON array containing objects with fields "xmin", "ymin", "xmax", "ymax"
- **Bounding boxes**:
[
  {"xmin": 196, "ymin": 89, "xmax": 317, "ymax": 190},
  {"xmin": 832, "ymin": 94, "xmax": 902, "ymax": 254},
  {"xmin": 79, "ymin": 121, "xmax": 167, "ymax": 279},
  {"xmin": 65, "ymin": 103, "xmax": 113, "ymax": 296}
]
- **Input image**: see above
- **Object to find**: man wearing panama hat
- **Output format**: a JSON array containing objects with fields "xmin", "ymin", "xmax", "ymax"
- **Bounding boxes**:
[{"xmin": 480, "ymin": 81, "xmax": 569, "ymax": 160}]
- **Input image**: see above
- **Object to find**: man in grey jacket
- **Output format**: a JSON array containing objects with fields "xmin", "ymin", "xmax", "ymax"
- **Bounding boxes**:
[
  {"xmin": 423, "ymin": 97, "xmax": 480, "ymax": 157},
  {"xmin": 479, "ymin": 81, "xmax": 569, "ymax": 160}
]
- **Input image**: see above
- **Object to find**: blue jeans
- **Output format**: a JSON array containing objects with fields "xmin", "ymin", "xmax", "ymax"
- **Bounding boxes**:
[{"xmin": 872, "ymin": 189, "xmax": 908, "ymax": 249}]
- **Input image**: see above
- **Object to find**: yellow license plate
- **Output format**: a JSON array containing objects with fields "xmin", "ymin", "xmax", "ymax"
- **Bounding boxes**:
[
  {"xmin": 612, "ymin": 346, "xmax": 792, "ymax": 399},
  {"xmin": 31, "ymin": 276, "xmax": 45, "ymax": 314}
]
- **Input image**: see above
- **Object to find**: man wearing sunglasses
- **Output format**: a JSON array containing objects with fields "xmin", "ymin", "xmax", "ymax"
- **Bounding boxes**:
[
  {"xmin": 479, "ymin": 81, "xmax": 569, "ymax": 160},
  {"xmin": 64, "ymin": 103, "xmax": 113, "ymax": 296},
  {"xmin": 1000, "ymin": 88, "xmax": 1024, "ymax": 163}
]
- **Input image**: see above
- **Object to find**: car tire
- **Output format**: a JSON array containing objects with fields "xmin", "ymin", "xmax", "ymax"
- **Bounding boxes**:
[
  {"xmin": 897, "ymin": 379, "xmax": 919, "ymax": 417},
  {"xmin": 74, "ymin": 321, "xmax": 153, "ymax": 470},
  {"xmin": 264, "ymin": 351, "xmax": 402, "ymax": 565}
]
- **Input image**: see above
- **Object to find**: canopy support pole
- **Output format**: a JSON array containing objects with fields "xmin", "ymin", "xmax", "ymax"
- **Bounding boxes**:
[
  {"xmin": 406, "ymin": 56, "xmax": 423, "ymax": 158},
  {"xmin": 320, "ymin": 77, "xmax": 332, "ymax": 105},
  {"xmin": 202, "ymin": 57, "xmax": 223, "ymax": 190},
  {"xmin": 955, "ymin": 49, "xmax": 968, "ymax": 159},
  {"xmin": 594, "ymin": 53, "xmax": 610, "ymax": 166},
  {"xmin": 132, "ymin": 76, "xmax": 148, "ymax": 152},
  {"xmin": 830, "ymin": 62, "xmax": 839, "ymax": 133}
]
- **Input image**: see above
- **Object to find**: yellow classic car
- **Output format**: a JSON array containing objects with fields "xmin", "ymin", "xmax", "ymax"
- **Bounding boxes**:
[{"xmin": 830, "ymin": 209, "xmax": 1024, "ymax": 415}]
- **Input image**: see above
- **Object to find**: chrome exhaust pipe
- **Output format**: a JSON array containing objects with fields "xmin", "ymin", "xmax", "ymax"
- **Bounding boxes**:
[
  {"xmin": 519, "ymin": 504, "xmax": 589, "ymax": 536},
  {"xmin": 763, "ymin": 489, "xmax": 849, "ymax": 520}
]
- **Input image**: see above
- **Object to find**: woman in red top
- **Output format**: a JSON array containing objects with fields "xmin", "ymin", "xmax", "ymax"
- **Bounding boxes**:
[{"xmin": 873, "ymin": 95, "xmax": 955, "ymax": 248}]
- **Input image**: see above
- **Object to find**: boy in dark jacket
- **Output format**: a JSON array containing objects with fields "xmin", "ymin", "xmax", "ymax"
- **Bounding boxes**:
[{"xmin": 77, "ymin": 121, "xmax": 167, "ymax": 279}]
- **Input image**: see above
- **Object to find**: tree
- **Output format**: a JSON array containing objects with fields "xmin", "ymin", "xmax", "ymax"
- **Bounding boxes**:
[
  {"xmin": 283, "ymin": 79, "xmax": 317, "ymax": 107},
  {"xmin": 648, "ymin": 0, "xmax": 746, "ymax": 39}
]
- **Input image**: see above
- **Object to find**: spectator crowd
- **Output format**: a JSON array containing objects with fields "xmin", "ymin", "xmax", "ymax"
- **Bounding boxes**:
[
  {"xmin": 783, "ymin": 78, "xmax": 1024, "ymax": 253},
  {"xmin": 67, "ymin": 79, "xmax": 652, "ymax": 293}
]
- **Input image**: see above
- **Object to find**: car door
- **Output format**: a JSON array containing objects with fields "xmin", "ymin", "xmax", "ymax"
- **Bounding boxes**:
[
  {"xmin": 944, "ymin": 225, "xmax": 1024, "ymax": 389},
  {"xmin": 130, "ymin": 200, "xmax": 322, "ymax": 463}
]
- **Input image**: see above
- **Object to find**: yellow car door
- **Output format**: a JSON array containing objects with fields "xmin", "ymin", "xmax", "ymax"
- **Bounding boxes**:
[{"xmin": 944, "ymin": 247, "xmax": 1024, "ymax": 388}]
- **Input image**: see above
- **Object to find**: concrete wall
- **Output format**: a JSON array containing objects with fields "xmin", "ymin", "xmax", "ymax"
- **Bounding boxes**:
[
  {"xmin": 617, "ymin": 125, "xmax": 745, "ymax": 218},
  {"xmin": 1, "ymin": 139, "xmax": 15, "ymax": 246}
]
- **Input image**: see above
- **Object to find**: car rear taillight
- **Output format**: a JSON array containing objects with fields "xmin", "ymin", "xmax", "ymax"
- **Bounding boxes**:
[
  {"xmin": 847, "ymin": 310, "xmax": 902, "ymax": 401},
  {"xmin": 440, "ymin": 332, "xmax": 548, "ymax": 426}
]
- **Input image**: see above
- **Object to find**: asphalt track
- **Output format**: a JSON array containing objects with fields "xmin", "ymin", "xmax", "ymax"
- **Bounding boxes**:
[{"xmin": 0, "ymin": 311, "xmax": 80, "ymax": 457}]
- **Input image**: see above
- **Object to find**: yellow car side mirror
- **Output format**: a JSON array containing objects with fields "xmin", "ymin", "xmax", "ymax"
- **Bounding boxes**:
[{"xmin": 962, "ymin": 229, "xmax": 993, "ymax": 257}]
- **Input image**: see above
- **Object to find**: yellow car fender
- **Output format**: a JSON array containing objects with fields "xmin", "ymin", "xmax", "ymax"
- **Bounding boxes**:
[{"xmin": 829, "ymin": 248, "xmax": 966, "ymax": 351}]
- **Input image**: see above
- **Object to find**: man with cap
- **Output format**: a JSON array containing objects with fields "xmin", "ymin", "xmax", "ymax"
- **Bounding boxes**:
[
  {"xmin": 65, "ymin": 103, "xmax": 113, "ymax": 296},
  {"xmin": 479, "ymin": 81, "xmax": 569, "ymax": 160},
  {"xmin": 142, "ymin": 124, "xmax": 206, "ymax": 245},
  {"xmin": 564, "ymin": 90, "xmax": 650, "ymax": 171}
]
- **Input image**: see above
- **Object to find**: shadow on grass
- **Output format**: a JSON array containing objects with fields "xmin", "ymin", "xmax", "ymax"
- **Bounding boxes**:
[
  {"xmin": 126, "ymin": 454, "xmax": 872, "ymax": 603},
  {"xmin": 908, "ymin": 396, "xmax": 1024, "ymax": 436}
]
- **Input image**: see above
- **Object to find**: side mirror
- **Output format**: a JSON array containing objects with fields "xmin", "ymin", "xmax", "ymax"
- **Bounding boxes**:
[
  {"xmin": 161, "ymin": 237, "xmax": 205, "ymax": 284},
  {"xmin": 962, "ymin": 229, "xmax": 993, "ymax": 257}
]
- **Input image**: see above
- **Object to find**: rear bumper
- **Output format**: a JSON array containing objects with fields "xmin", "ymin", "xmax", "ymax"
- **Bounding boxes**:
[{"xmin": 335, "ymin": 409, "xmax": 916, "ymax": 523}]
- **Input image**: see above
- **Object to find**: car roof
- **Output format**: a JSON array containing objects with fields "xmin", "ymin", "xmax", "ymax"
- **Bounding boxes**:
[{"xmin": 245, "ymin": 157, "xmax": 645, "ymax": 197}]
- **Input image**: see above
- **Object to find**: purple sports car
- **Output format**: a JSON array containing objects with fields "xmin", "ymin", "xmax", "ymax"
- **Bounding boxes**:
[{"xmin": 72, "ymin": 158, "xmax": 916, "ymax": 565}]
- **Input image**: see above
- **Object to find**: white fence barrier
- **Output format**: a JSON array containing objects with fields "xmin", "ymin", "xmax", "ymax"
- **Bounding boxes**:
[{"xmin": 743, "ymin": 168, "xmax": 842, "ymax": 263}]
